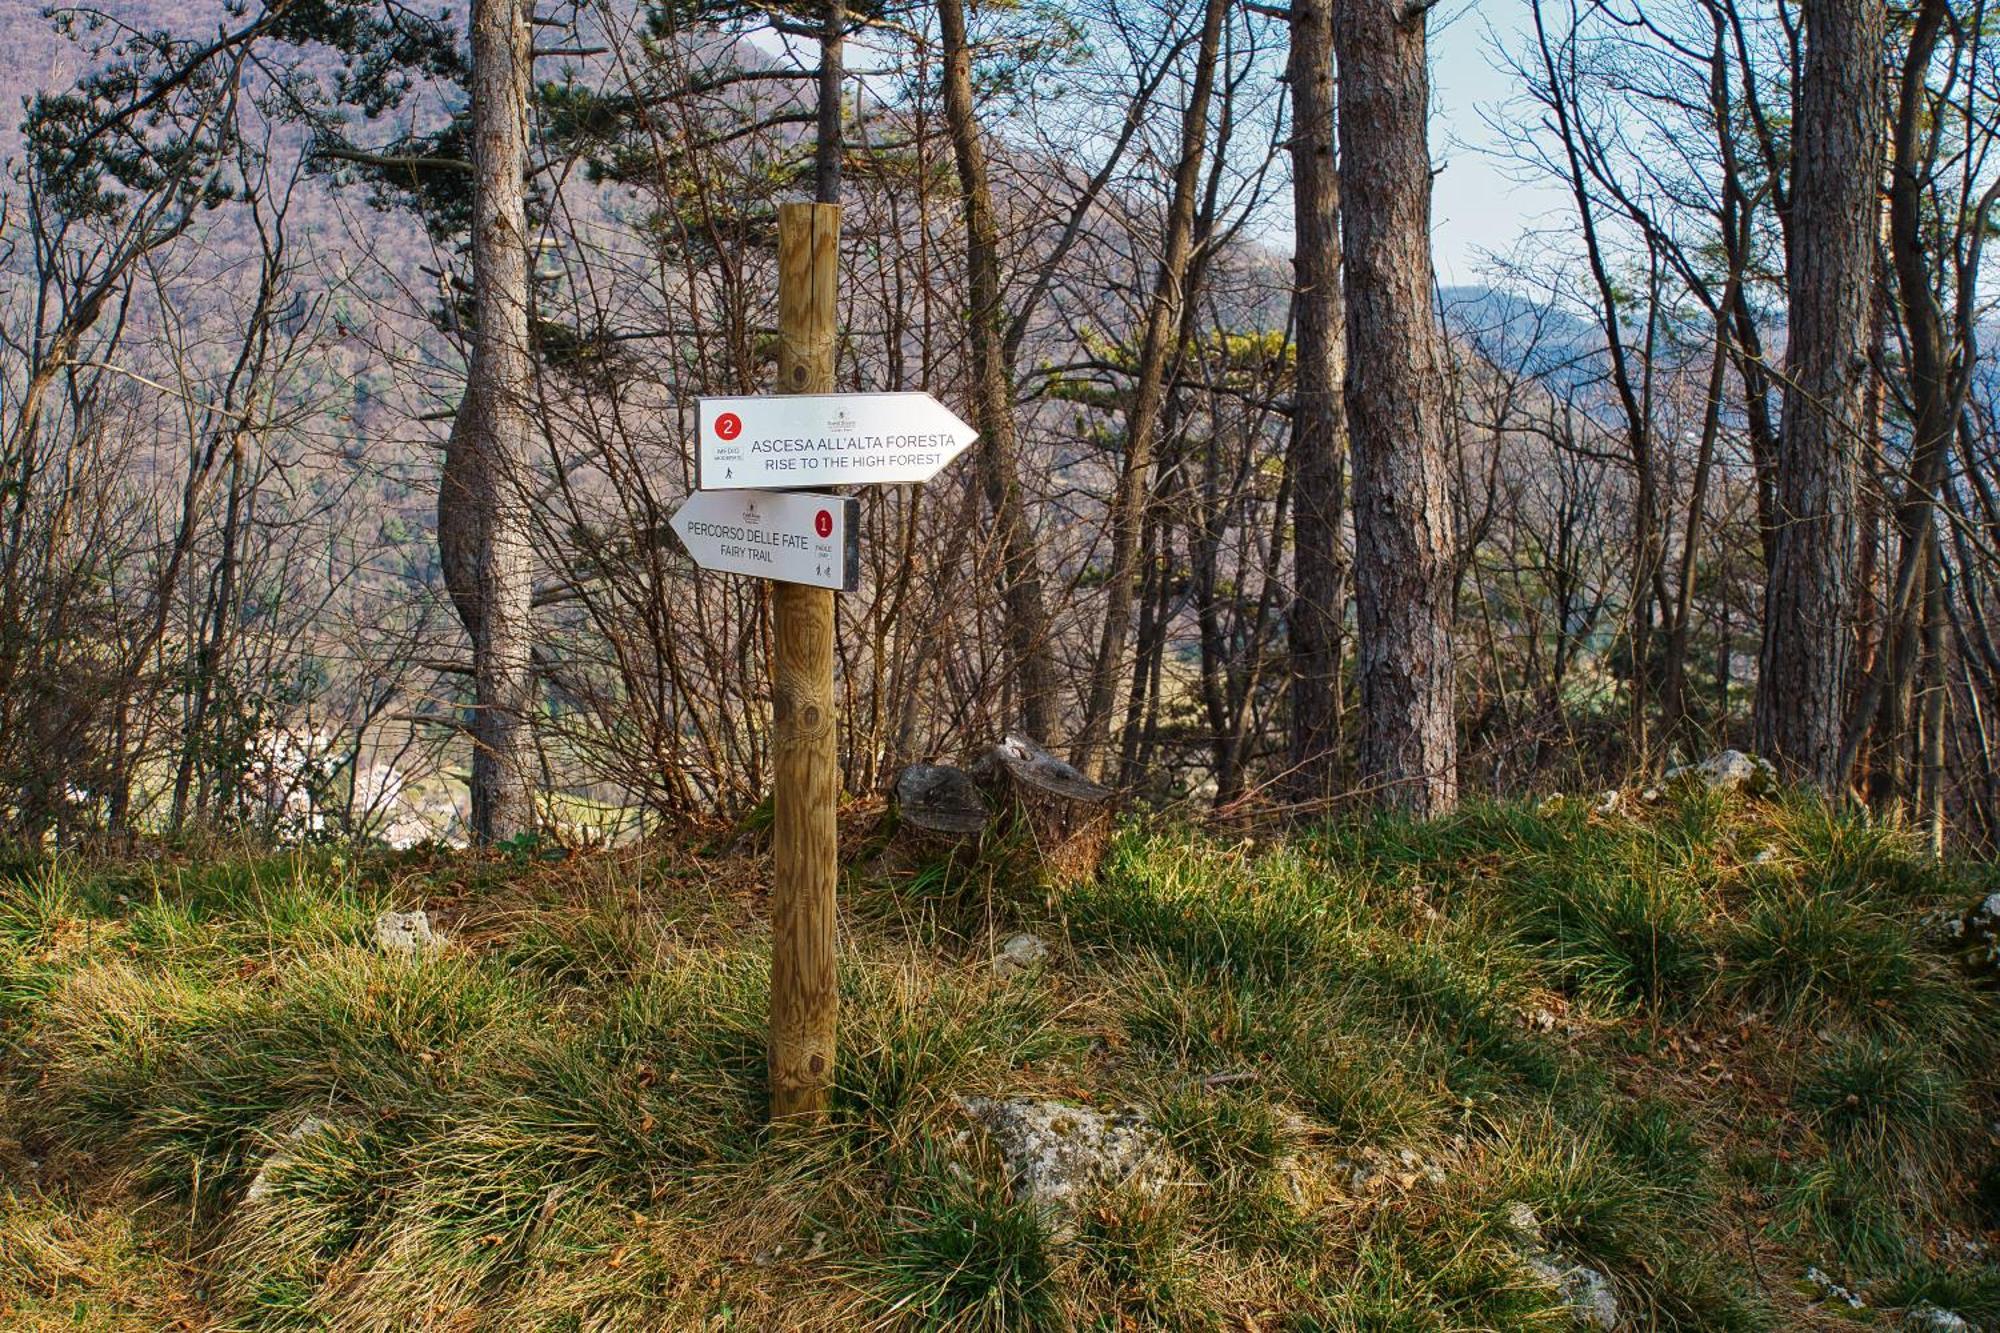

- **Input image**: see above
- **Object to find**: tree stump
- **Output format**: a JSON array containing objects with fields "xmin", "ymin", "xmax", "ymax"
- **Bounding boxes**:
[
  {"xmin": 893, "ymin": 761, "xmax": 991, "ymax": 837},
  {"xmin": 890, "ymin": 734, "xmax": 1115, "ymax": 888},
  {"xmin": 971, "ymin": 733, "xmax": 1114, "ymax": 887}
]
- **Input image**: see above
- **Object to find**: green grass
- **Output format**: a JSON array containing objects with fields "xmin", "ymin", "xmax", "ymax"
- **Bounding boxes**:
[{"xmin": 1, "ymin": 789, "xmax": 1996, "ymax": 1329}]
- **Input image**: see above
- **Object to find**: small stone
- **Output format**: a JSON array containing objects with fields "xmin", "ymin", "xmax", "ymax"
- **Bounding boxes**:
[
  {"xmin": 1508, "ymin": 1203, "xmax": 1617, "ymax": 1328},
  {"xmin": 1947, "ymin": 892, "xmax": 2000, "ymax": 978},
  {"xmin": 1552, "ymin": 1258, "xmax": 1619, "ymax": 1329},
  {"xmin": 992, "ymin": 933, "xmax": 1050, "ymax": 979},
  {"xmin": 1905, "ymin": 1303, "xmax": 1973, "ymax": 1332},
  {"xmin": 243, "ymin": 1116, "xmax": 339, "ymax": 1204},
  {"xmin": 374, "ymin": 909, "xmax": 441, "ymax": 957},
  {"xmin": 1664, "ymin": 749, "xmax": 1778, "ymax": 796},
  {"xmin": 1805, "ymin": 1265, "xmax": 1866, "ymax": 1310},
  {"xmin": 955, "ymin": 1096, "xmax": 1171, "ymax": 1223},
  {"xmin": 1593, "ymin": 790, "xmax": 1622, "ymax": 817}
]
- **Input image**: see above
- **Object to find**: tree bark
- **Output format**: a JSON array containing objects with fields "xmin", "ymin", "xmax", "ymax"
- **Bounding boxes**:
[
  {"xmin": 1335, "ymin": 0, "xmax": 1458, "ymax": 816},
  {"xmin": 1756, "ymin": 0, "xmax": 1884, "ymax": 789},
  {"xmin": 441, "ymin": 0, "xmax": 537, "ymax": 844},
  {"xmin": 1286, "ymin": 0, "xmax": 1348, "ymax": 808},
  {"xmin": 937, "ymin": 0, "xmax": 1059, "ymax": 741}
]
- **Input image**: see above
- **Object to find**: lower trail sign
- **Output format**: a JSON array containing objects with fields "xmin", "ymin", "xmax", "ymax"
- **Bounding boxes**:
[{"xmin": 670, "ymin": 489, "xmax": 859, "ymax": 592}]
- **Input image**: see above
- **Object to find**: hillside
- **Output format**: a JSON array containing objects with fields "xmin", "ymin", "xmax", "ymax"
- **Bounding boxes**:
[{"xmin": 2, "ymin": 783, "xmax": 1996, "ymax": 1328}]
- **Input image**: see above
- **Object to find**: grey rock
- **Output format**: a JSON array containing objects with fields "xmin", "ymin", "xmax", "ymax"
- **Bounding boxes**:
[
  {"xmin": 243, "ymin": 1115, "xmax": 339, "ymax": 1204},
  {"xmin": 992, "ymin": 933, "xmax": 1050, "ymax": 979},
  {"xmin": 1664, "ymin": 750, "xmax": 1778, "ymax": 796},
  {"xmin": 956, "ymin": 1096, "xmax": 1171, "ymax": 1219},
  {"xmin": 1905, "ymin": 1303, "xmax": 1973, "ymax": 1332},
  {"xmin": 374, "ymin": 909, "xmax": 441, "ymax": 957},
  {"xmin": 1805, "ymin": 1266, "xmax": 1866, "ymax": 1310},
  {"xmin": 1946, "ymin": 892, "xmax": 2000, "ymax": 977},
  {"xmin": 1507, "ymin": 1203, "xmax": 1620, "ymax": 1329}
]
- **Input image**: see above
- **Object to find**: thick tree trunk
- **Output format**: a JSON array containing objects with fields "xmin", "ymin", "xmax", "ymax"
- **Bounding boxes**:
[
  {"xmin": 1334, "ymin": 0, "xmax": 1457, "ymax": 816},
  {"xmin": 1756, "ymin": 0, "xmax": 1883, "ymax": 789},
  {"xmin": 1072, "ymin": 0, "xmax": 1230, "ymax": 782},
  {"xmin": 937, "ymin": 0, "xmax": 1058, "ymax": 742},
  {"xmin": 1286, "ymin": 0, "xmax": 1348, "ymax": 808},
  {"xmin": 441, "ymin": 0, "xmax": 537, "ymax": 844}
]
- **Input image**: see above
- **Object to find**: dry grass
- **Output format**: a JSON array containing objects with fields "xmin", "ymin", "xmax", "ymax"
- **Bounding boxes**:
[{"xmin": 0, "ymin": 790, "xmax": 1995, "ymax": 1329}]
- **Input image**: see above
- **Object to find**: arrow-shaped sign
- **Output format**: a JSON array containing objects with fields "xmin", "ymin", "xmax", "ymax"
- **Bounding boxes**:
[
  {"xmin": 670, "ymin": 489, "xmax": 860, "ymax": 592},
  {"xmin": 696, "ymin": 391, "xmax": 978, "ymax": 490}
]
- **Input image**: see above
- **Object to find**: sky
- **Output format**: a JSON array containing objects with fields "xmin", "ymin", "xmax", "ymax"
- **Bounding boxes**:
[{"xmin": 1428, "ymin": 2, "xmax": 1574, "ymax": 285}]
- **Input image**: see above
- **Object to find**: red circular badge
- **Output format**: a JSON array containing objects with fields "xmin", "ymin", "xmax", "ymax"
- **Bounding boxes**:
[
  {"xmin": 815, "ymin": 509, "xmax": 834, "ymax": 539},
  {"xmin": 715, "ymin": 412, "xmax": 742, "ymax": 441}
]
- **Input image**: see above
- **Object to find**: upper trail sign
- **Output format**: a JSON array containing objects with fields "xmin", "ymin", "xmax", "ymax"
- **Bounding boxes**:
[{"xmin": 697, "ymin": 391, "xmax": 978, "ymax": 489}]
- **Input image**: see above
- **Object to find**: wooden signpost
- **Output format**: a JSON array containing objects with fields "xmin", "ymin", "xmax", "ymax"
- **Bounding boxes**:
[
  {"xmin": 670, "ymin": 202, "xmax": 976, "ymax": 1123},
  {"xmin": 766, "ymin": 201, "xmax": 843, "ymax": 1122}
]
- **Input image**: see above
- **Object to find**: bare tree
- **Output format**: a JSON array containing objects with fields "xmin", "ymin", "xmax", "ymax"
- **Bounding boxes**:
[
  {"xmin": 937, "ymin": 0, "xmax": 1059, "ymax": 741},
  {"xmin": 1756, "ymin": 0, "xmax": 1884, "ymax": 789},
  {"xmin": 440, "ymin": 0, "xmax": 538, "ymax": 843},
  {"xmin": 1073, "ymin": 0, "xmax": 1231, "ymax": 782},
  {"xmin": 1335, "ymin": 0, "xmax": 1457, "ymax": 815},
  {"xmin": 1285, "ymin": 0, "xmax": 1348, "ymax": 806}
]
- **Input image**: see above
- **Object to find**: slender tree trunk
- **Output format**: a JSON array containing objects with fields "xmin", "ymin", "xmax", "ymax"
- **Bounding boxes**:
[
  {"xmin": 1335, "ymin": 0, "xmax": 1457, "ymax": 816},
  {"xmin": 1837, "ymin": 0, "xmax": 1950, "ymax": 798},
  {"xmin": 1286, "ymin": 0, "xmax": 1348, "ymax": 808},
  {"xmin": 937, "ymin": 0, "xmax": 1058, "ymax": 741},
  {"xmin": 1756, "ymin": 0, "xmax": 1884, "ymax": 789},
  {"xmin": 442, "ymin": 0, "xmax": 537, "ymax": 844},
  {"xmin": 1072, "ymin": 0, "xmax": 1229, "ymax": 781}
]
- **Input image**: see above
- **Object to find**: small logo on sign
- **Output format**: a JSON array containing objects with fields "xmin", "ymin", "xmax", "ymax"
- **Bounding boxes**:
[
  {"xmin": 828, "ymin": 410, "xmax": 855, "ymax": 434},
  {"xmin": 742, "ymin": 503, "xmax": 762, "ymax": 527},
  {"xmin": 715, "ymin": 412, "xmax": 742, "ymax": 441},
  {"xmin": 815, "ymin": 509, "xmax": 834, "ymax": 539}
]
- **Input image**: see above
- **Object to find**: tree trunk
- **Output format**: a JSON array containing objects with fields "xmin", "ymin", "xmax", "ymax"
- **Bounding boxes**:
[
  {"xmin": 1335, "ymin": 0, "xmax": 1457, "ymax": 816},
  {"xmin": 1836, "ymin": 0, "xmax": 1950, "ymax": 800},
  {"xmin": 441, "ymin": 0, "xmax": 537, "ymax": 844},
  {"xmin": 1756, "ymin": 0, "xmax": 1883, "ymax": 789},
  {"xmin": 1286, "ymin": 0, "xmax": 1348, "ymax": 808},
  {"xmin": 937, "ymin": 0, "xmax": 1059, "ymax": 742},
  {"xmin": 1072, "ymin": 0, "xmax": 1230, "ymax": 781}
]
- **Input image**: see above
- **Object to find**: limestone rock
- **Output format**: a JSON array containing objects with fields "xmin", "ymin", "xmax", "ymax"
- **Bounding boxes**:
[
  {"xmin": 956, "ymin": 1096, "xmax": 1170, "ymax": 1219},
  {"xmin": 1506, "ymin": 1203, "xmax": 1620, "ymax": 1329},
  {"xmin": 374, "ymin": 909, "xmax": 441, "ymax": 957},
  {"xmin": 1943, "ymin": 891, "xmax": 2000, "ymax": 979},
  {"xmin": 243, "ymin": 1115, "xmax": 340, "ymax": 1204},
  {"xmin": 1905, "ymin": 1303, "xmax": 1973, "ymax": 1332},
  {"xmin": 1663, "ymin": 750, "xmax": 1778, "ymax": 796},
  {"xmin": 1804, "ymin": 1265, "xmax": 1866, "ymax": 1310},
  {"xmin": 992, "ymin": 933, "xmax": 1050, "ymax": 979}
]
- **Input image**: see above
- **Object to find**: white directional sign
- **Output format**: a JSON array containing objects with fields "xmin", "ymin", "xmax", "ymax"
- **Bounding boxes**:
[
  {"xmin": 696, "ymin": 392, "xmax": 978, "ymax": 489},
  {"xmin": 670, "ymin": 489, "xmax": 859, "ymax": 592}
]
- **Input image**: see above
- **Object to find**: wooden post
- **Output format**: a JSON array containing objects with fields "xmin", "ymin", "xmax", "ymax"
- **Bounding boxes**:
[{"xmin": 768, "ymin": 201, "xmax": 841, "ymax": 1122}]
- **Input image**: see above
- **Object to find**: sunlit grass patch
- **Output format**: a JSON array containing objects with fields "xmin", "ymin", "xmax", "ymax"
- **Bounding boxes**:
[
  {"xmin": 0, "ymin": 791, "xmax": 1994, "ymax": 1329},
  {"xmin": 1793, "ymin": 1038, "xmax": 1976, "ymax": 1188},
  {"xmin": 856, "ymin": 1150, "xmax": 1059, "ymax": 1331}
]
